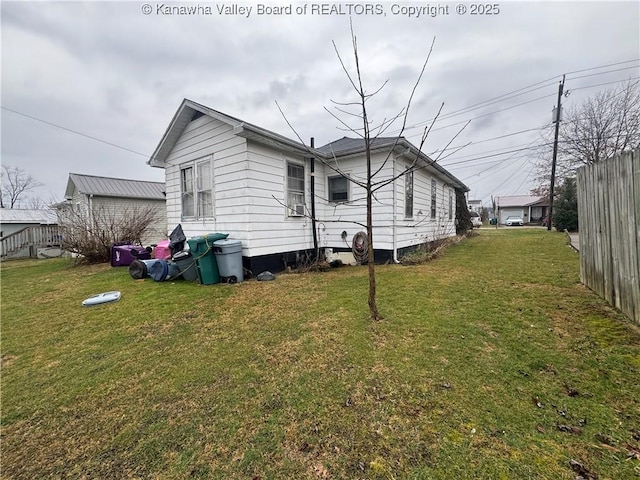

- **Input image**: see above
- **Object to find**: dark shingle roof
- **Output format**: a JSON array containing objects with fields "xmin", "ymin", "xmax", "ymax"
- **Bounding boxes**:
[{"xmin": 317, "ymin": 137, "xmax": 402, "ymax": 156}]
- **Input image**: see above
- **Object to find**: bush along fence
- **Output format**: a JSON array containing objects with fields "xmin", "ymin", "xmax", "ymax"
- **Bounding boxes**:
[{"xmin": 577, "ymin": 148, "xmax": 640, "ymax": 325}]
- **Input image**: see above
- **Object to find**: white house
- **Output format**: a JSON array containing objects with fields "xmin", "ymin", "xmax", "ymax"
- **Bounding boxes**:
[
  {"xmin": 148, "ymin": 99, "xmax": 469, "ymax": 273},
  {"xmin": 467, "ymin": 199, "xmax": 483, "ymax": 213},
  {"xmin": 59, "ymin": 173, "xmax": 167, "ymax": 245},
  {"xmin": 496, "ymin": 195, "xmax": 549, "ymax": 225},
  {"xmin": 0, "ymin": 208, "xmax": 59, "ymax": 259}
]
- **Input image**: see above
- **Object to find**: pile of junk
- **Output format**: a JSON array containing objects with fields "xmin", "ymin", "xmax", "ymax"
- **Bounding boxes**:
[{"xmin": 110, "ymin": 225, "xmax": 244, "ymax": 284}]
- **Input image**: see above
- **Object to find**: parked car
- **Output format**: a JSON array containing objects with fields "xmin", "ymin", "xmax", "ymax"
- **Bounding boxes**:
[
  {"xmin": 505, "ymin": 216, "xmax": 524, "ymax": 226},
  {"xmin": 469, "ymin": 211, "xmax": 482, "ymax": 228}
]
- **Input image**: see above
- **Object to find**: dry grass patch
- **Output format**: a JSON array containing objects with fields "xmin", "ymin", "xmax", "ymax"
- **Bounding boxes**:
[{"xmin": 2, "ymin": 230, "xmax": 640, "ymax": 479}]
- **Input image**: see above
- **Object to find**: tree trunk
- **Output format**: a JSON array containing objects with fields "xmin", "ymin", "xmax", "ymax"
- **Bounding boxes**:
[{"xmin": 367, "ymin": 186, "xmax": 380, "ymax": 320}]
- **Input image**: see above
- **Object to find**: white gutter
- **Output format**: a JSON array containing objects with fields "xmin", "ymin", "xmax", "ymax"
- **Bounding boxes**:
[
  {"xmin": 392, "ymin": 155, "xmax": 400, "ymax": 263},
  {"xmin": 88, "ymin": 194, "xmax": 94, "ymax": 225}
]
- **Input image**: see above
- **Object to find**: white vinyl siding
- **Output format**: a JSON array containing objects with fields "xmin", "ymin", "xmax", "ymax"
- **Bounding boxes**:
[
  {"xmin": 85, "ymin": 195, "xmax": 166, "ymax": 245},
  {"xmin": 405, "ymin": 170, "xmax": 414, "ymax": 218},
  {"xmin": 159, "ymin": 107, "xmax": 461, "ymax": 259},
  {"xmin": 164, "ymin": 114, "xmax": 250, "ymax": 248},
  {"xmin": 430, "ymin": 179, "xmax": 437, "ymax": 219}
]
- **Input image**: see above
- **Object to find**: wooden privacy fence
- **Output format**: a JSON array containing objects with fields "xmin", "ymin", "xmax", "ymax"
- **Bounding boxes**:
[{"xmin": 577, "ymin": 149, "xmax": 640, "ymax": 325}]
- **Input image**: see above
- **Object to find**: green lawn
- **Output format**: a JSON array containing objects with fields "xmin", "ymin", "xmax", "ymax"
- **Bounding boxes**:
[{"xmin": 2, "ymin": 229, "xmax": 639, "ymax": 479}]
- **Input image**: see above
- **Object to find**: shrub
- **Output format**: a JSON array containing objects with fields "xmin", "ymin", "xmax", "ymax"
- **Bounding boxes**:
[
  {"xmin": 57, "ymin": 204, "xmax": 159, "ymax": 264},
  {"xmin": 553, "ymin": 177, "xmax": 579, "ymax": 232}
]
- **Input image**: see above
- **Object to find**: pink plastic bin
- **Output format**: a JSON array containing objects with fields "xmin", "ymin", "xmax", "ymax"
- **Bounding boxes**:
[{"xmin": 154, "ymin": 240, "xmax": 172, "ymax": 260}]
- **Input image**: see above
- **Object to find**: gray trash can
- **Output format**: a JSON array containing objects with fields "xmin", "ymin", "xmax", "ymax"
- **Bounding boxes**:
[
  {"xmin": 172, "ymin": 251, "xmax": 198, "ymax": 281},
  {"xmin": 213, "ymin": 239, "xmax": 243, "ymax": 284}
]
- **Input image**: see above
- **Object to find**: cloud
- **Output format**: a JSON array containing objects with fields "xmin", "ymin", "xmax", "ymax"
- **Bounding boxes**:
[{"xmin": 2, "ymin": 1, "xmax": 639, "ymax": 205}]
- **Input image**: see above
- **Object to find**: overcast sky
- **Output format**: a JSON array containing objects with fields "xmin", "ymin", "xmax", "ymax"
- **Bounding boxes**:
[{"xmin": 2, "ymin": 1, "xmax": 639, "ymax": 207}]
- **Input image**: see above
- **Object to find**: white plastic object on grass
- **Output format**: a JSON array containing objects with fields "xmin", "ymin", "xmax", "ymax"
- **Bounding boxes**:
[{"xmin": 82, "ymin": 291, "xmax": 121, "ymax": 307}]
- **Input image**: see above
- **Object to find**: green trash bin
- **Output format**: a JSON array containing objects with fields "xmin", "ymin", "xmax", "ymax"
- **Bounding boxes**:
[{"xmin": 187, "ymin": 233, "xmax": 228, "ymax": 285}]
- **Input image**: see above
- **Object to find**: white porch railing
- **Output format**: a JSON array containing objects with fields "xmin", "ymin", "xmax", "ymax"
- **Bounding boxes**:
[{"xmin": 0, "ymin": 225, "xmax": 62, "ymax": 259}]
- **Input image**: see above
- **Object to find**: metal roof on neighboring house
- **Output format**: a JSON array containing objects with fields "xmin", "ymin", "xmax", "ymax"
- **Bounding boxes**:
[
  {"xmin": 65, "ymin": 173, "xmax": 165, "ymax": 200},
  {"xmin": 0, "ymin": 208, "xmax": 58, "ymax": 225},
  {"xmin": 496, "ymin": 195, "xmax": 546, "ymax": 208}
]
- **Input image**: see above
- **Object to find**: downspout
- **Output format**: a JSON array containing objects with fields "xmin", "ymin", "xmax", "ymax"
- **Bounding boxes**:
[
  {"xmin": 310, "ymin": 137, "xmax": 319, "ymax": 260},
  {"xmin": 88, "ymin": 194, "xmax": 94, "ymax": 226},
  {"xmin": 392, "ymin": 154, "xmax": 399, "ymax": 263}
]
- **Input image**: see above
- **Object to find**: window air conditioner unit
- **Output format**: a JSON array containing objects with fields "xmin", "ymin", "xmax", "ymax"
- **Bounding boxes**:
[{"xmin": 290, "ymin": 204, "xmax": 305, "ymax": 216}]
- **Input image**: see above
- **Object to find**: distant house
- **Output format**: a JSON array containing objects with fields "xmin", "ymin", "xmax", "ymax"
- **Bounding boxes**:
[
  {"xmin": 0, "ymin": 208, "xmax": 59, "ymax": 259},
  {"xmin": 148, "ymin": 99, "xmax": 469, "ymax": 273},
  {"xmin": 495, "ymin": 195, "xmax": 548, "ymax": 225},
  {"xmin": 467, "ymin": 199, "xmax": 483, "ymax": 213},
  {"xmin": 58, "ymin": 173, "xmax": 167, "ymax": 244}
]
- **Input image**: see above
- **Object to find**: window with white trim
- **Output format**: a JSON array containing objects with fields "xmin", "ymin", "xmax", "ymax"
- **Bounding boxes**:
[
  {"xmin": 287, "ymin": 162, "xmax": 305, "ymax": 216},
  {"xmin": 196, "ymin": 159, "xmax": 213, "ymax": 218},
  {"xmin": 328, "ymin": 175, "xmax": 349, "ymax": 203},
  {"xmin": 181, "ymin": 167, "xmax": 194, "ymax": 217},
  {"xmin": 448, "ymin": 189, "xmax": 453, "ymax": 220},
  {"xmin": 405, "ymin": 170, "xmax": 413, "ymax": 218},
  {"xmin": 430, "ymin": 179, "xmax": 437, "ymax": 219},
  {"xmin": 180, "ymin": 157, "xmax": 213, "ymax": 219}
]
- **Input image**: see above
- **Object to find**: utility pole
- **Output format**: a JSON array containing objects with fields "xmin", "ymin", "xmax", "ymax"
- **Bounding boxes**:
[{"xmin": 548, "ymin": 74, "xmax": 565, "ymax": 231}]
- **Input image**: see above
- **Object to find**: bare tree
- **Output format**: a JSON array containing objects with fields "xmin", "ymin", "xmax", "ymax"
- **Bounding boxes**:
[
  {"xmin": 0, "ymin": 165, "xmax": 43, "ymax": 208},
  {"xmin": 279, "ymin": 24, "xmax": 469, "ymax": 321},
  {"xmin": 27, "ymin": 196, "xmax": 49, "ymax": 210},
  {"xmin": 532, "ymin": 80, "xmax": 640, "ymax": 194},
  {"xmin": 57, "ymin": 203, "xmax": 159, "ymax": 264}
]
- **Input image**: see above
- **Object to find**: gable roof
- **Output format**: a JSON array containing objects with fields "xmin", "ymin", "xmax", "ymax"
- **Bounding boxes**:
[
  {"xmin": 148, "ymin": 99, "xmax": 315, "ymax": 167},
  {"xmin": 148, "ymin": 99, "xmax": 468, "ymax": 192},
  {"xmin": 496, "ymin": 195, "xmax": 546, "ymax": 208},
  {"xmin": 65, "ymin": 173, "xmax": 165, "ymax": 200},
  {"xmin": 0, "ymin": 208, "xmax": 57, "ymax": 225},
  {"xmin": 318, "ymin": 136, "xmax": 468, "ymax": 192}
]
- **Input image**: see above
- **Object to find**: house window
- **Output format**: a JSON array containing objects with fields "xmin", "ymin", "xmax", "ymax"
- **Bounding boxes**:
[
  {"xmin": 196, "ymin": 159, "xmax": 213, "ymax": 218},
  {"xmin": 181, "ymin": 167, "xmax": 194, "ymax": 218},
  {"xmin": 181, "ymin": 157, "xmax": 213, "ymax": 219},
  {"xmin": 328, "ymin": 175, "xmax": 349, "ymax": 203},
  {"xmin": 287, "ymin": 162, "xmax": 305, "ymax": 216},
  {"xmin": 405, "ymin": 170, "xmax": 413, "ymax": 218},
  {"xmin": 448, "ymin": 190, "xmax": 453, "ymax": 220},
  {"xmin": 430, "ymin": 179, "xmax": 437, "ymax": 219}
]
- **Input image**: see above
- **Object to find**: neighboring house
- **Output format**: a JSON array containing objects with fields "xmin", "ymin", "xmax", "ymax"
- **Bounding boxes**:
[
  {"xmin": 495, "ymin": 195, "xmax": 549, "ymax": 225},
  {"xmin": 58, "ymin": 173, "xmax": 167, "ymax": 245},
  {"xmin": 467, "ymin": 199, "xmax": 483, "ymax": 213},
  {"xmin": 147, "ymin": 99, "xmax": 469, "ymax": 273},
  {"xmin": 0, "ymin": 208, "xmax": 59, "ymax": 259}
]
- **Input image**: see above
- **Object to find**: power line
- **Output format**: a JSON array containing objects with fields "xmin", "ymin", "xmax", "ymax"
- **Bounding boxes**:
[
  {"xmin": 564, "ymin": 58, "xmax": 639, "ymax": 76},
  {"xmin": 398, "ymin": 60, "xmax": 639, "ymax": 138},
  {"xmin": 460, "ymin": 133, "xmax": 553, "ymax": 184},
  {"xmin": 1, "ymin": 106, "xmax": 149, "ymax": 158},
  {"xmin": 442, "ymin": 142, "xmax": 555, "ymax": 167},
  {"xmin": 399, "ymin": 80, "xmax": 559, "ymax": 136},
  {"xmin": 567, "ymin": 65, "xmax": 640, "ymax": 82},
  {"xmin": 569, "ymin": 76, "xmax": 640, "ymax": 92},
  {"xmin": 430, "ymin": 124, "xmax": 551, "ymax": 157},
  {"xmin": 406, "ymin": 93, "xmax": 557, "ymax": 141}
]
